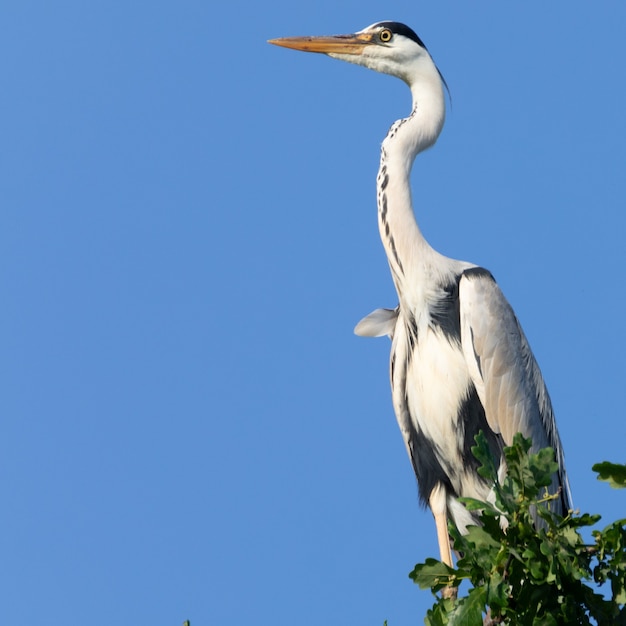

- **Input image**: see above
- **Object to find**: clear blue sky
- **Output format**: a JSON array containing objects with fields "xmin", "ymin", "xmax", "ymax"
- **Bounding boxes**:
[{"xmin": 2, "ymin": 2, "xmax": 625, "ymax": 624}]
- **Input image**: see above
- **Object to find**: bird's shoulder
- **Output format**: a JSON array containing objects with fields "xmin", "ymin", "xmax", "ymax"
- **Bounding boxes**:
[{"xmin": 457, "ymin": 265, "xmax": 514, "ymax": 326}]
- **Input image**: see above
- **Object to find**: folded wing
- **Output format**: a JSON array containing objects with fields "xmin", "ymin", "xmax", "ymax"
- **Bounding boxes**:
[{"xmin": 458, "ymin": 267, "xmax": 571, "ymax": 512}]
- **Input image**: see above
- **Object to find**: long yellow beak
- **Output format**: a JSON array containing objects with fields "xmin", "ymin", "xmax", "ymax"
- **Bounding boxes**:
[{"xmin": 268, "ymin": 33, "xmax": 374, "ymax": 55}]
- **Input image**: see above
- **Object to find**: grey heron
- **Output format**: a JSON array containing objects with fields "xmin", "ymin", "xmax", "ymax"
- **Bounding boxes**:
[{"xmin": 269, "ymin": 22, "xmax": 571, "ymax": 568}]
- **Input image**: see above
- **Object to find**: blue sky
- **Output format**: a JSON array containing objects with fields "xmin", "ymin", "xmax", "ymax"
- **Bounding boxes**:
[{"xmin": 2, "ymin": 2, "xmax": 625, "ymax": 624}]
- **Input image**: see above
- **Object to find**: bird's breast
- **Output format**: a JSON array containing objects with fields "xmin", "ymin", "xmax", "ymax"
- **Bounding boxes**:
[
  {"xmin": 403, "ymin": 325, "xmax": 472, "ymax": 443},
  {"xmin": 391, "ymin": 314, "xmax": 486, "ymax": 495}
]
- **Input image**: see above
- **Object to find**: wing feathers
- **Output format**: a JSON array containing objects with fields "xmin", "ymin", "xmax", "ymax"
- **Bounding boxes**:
[{"xmin": 459, "ymin": 269, "xmax": 571, "ymax": 511}]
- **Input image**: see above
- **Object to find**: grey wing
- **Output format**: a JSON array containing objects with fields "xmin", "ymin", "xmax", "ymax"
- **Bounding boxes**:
[{"xmin": 458, "ymin": 268, "xmax": 571, "ymax": 512}]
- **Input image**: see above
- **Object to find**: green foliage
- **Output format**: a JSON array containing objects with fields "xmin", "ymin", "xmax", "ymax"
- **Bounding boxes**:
[
  {"xmin": 409, "ymin": 434, "xmax": 626, "ymax": 625},
  {"xmin": 593, "ymin": 462, "xmax": 626, "ymax": 489}
]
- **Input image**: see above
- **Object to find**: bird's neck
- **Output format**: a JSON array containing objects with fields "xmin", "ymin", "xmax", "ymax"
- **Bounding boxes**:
[{"xmin": 377, "ymin": 80, "xmax": 447, "ymax": 296}]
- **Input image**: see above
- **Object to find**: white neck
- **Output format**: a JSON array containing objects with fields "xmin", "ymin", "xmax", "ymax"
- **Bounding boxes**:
[{"xmin": 376, "ymin": 71, "xmax": 450, "ymax": 298}]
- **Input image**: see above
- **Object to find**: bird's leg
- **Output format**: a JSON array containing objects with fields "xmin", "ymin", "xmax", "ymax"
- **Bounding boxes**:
[
  {"xmin": 429, "ymin": 486, "xmax": 457, "ymax": 600},
  {"xmin": 434, "ymin": 511, "xmax": 453, "ymax": 567},
  {"xmin": 434, "ymin": 511, "xmax": 457, "ymax": 600}
]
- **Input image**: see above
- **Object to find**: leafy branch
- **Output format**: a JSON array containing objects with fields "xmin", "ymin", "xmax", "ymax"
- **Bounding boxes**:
[{"xmin": 408, "ymin": 434, "xmax": 626, "ymax": 625}]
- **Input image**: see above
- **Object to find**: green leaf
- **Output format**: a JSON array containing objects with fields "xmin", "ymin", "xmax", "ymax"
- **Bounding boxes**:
[
  {"xmin": 448, "ymin": 587, "xmax": 487, "ymax": 626},
  {"xmin": 511, "ymin": 432, "xmax": 533, "ymax": 453},
  {"xmin": 566, "ymin": 512, "xmax": 602, "ymax": 529},
  {"xmin": 456, "ymin": 497, "xmax": 499, "ymax": 515},
  {"xmin": 424, "ymin": 603, "xmax": 449, "ymax": 626},
  {"xmin": 463, "ymin": 523, "xmax": 502, "ymax": 551},
  {"xmin": 485, "ymin": 571, "xmax": 509, "ymax": 612},
  {"xmin": 614, "ymin": 583, "xmax": 626, "ymax": 606},
  {"xmin": 530, "ymin": 447, "xmax": 559, "ymax": 487},
  {"xmin": 409, "ymin": 558, "xmax": 457, "ymax": 590},
  {"xmin": 593, "ymin": 462, "xmax": 626, "ymax": 489},
  {"xmin": 540, "ymin": 539, "xmax": 555, "ymax": 557},
  {"xmin": 471, "ymin": 432, "xmax": 498, "ymax": 481},
  {"xmin": 529, "ymin": 559, "xmax": 545, "ymax": 581}
]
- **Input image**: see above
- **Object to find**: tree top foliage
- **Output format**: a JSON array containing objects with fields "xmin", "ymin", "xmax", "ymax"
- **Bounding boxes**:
[{"xmin": 408, "ymin": 433, "xmax": 626, "ymax": 626}]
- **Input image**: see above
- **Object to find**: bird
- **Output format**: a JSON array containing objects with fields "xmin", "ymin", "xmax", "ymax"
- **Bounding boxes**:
[{"xmin": 268, "ymin": 21, "xmax": 571, "ymax": 568}]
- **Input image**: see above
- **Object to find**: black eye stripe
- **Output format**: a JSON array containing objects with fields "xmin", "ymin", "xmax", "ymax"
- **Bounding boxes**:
[{"xmin": 374, "ymin": 21, "xmax": 428, "ymax": 50}]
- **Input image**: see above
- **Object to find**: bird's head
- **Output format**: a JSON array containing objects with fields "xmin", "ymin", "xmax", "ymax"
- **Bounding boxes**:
[{"xmin": 269, "ymin": 21, "xmax": 446, "ymax": 90}]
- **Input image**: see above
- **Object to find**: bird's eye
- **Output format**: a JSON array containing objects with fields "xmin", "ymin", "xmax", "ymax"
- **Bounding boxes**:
[{"xmin": 379, "ymin": 29, "xmax": 393, "ymax": 43}]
